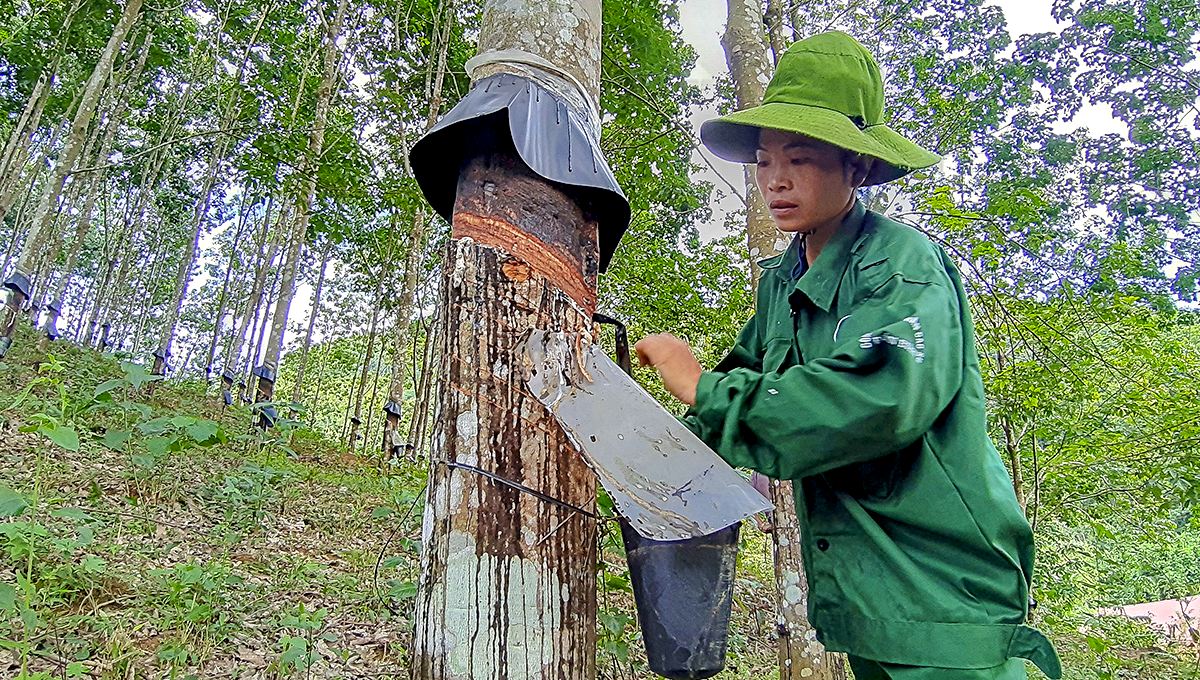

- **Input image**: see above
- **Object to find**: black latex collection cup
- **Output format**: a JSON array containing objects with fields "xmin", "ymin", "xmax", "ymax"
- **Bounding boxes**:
[{"xmin": 619, "ymin": 519, "xmax": 741, "ymax": 680}]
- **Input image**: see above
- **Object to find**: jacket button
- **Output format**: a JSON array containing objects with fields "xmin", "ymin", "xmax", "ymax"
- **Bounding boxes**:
[{"xmin": 816, "ymin": 538, "xmax": 830, "ymax": 551}]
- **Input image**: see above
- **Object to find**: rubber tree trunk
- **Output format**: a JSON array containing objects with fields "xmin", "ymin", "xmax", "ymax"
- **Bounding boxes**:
[
  {"xmin": 723, "ymin": 1, "xmax": 845, "ymax": 678},
  {"xmin": 382, "ymin": 211, "xmax": 426, "ymax": 455},
  {"xmin": 0, "ymin": 0, "xmax": 143, "ymax": 356},
  {"xmin": 254, "ymin": 0, "xmax": 349, "ymax": 408},
  {"xmin": 0, "ymin": 66, "xmax": 52, "ymax": 227},
  {"xmin": 49, "ymin": 34, "xmax": 152, "ymax": 314},
  {"xmin": 203, "ymin": 194, "xmax": 254, "ymax": 380},
  {"xmin": 382, "ymin": 0, "xmax": 454, "ymax": 456},
  {"xmin": 412, "ymin": 2, "xmax": 605, "ymax": 677},
  {"xmin": 290, "ymin": 242, "xmax": 331, "ymax": 403},
  {"xmin": 348, "ymin": 281, "xmax": 385, "ymax": 450}
]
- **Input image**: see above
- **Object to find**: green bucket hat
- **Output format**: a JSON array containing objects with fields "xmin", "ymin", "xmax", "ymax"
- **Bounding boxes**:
[{"xmin": 701, "ymin": 31, "xmax": 941, "ymax": 185}]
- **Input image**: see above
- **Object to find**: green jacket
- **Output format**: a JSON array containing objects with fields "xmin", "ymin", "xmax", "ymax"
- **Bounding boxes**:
[{"xmin": 684, "ymin": 201, "xmax": 1061, "ymax": 677}]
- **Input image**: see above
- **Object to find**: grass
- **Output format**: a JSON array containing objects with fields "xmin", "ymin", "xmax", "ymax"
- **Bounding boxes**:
[{"xmin": 3, "ymin": 323, "xmax": 1198, "ymax": 678}]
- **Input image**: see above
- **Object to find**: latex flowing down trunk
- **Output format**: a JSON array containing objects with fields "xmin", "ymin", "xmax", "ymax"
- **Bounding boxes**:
[
  {"xmin": 411, "ymin": 0, "xmax": 610, "ymax": 676},
  {"xmin": 723, "ymin": 1, "xmax": 845, "ymax": 678},
  {"xmin": 254, "ymin": 0, "xmax": 350, "ymax": 408},
  {"xmin": 0, "ymin": 0, "xmax": 144, "ymax": 356}
]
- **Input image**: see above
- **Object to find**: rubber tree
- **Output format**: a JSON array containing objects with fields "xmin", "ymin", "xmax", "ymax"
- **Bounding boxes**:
[
  {"xmin": 253, "ymin": 0, "xmax": 350, "ymax": 414},
  {"xmin": 153, "ymin": 2, "xmax": 277, "ymax": 375},
  {"xmin": 381, "ymin": 1, "xmax": 455, "ymax": 457},
  {"xmin": 722, "ymin": 1, "xmax": 845, "ymax": 677},
  {"xmin": 0, "ymin": 0, "xmax": 144, "ymax": 358},
  {"xmin": 408, "ymin": 0, "xmax": 630, "ymax": 676}
]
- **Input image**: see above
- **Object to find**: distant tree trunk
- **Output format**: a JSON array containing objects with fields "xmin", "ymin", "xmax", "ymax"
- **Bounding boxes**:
[
  {"xmin": 129, "ymin": 242, "xmax": 169, "ymax": 356},
  {"xmin": 348, "ymin": 282, "xmax": 384, "ymax": 450},
  {"xmin": 153, "ymin": 147, "xmax": 223, "ymax": 374},
  {"xmin": 48, "ymin": 32, "xmax": 152, "ymax": 313},
  {"xmin": 291, "ymin": 241, "xmax": 331, "ymax": 403},
  {"xmin": 0, "ymin": 0, "xmax": 143, "ymax": 356},
  {"xmin": 204, "ymin": 193, "xmax": 254, "ymax": 380},
  {"xmin": 84, "ymin": 135, "xmax": 171, "ymax": 344},
  {"xmin": 724, "ymin": 1, "xmax": 845, "ymax": 678},
  {"xmin": 382, "ymin": 211, "xmax": 426, "ymax": 455},
  {"xmin": 248, "ymin": 266, "xmax": 280, "ymax": 380},
  {"xmin": 764, "ymin": 0, "xmax": 787, "ymax": 64},
  {"xmin": 382, "ymin": 0, "xmax": 452, "ymax": 455},
  {"xmin": 0, "ymin": 66, "xmax": 52, "ymax": 227},
  {"xmin": 254, "ymin": 0, "xmax": 349, "ymax": 407},
  {"xmin": 223, "ymin": 196, "xmax": 281, "ymax": 380}
]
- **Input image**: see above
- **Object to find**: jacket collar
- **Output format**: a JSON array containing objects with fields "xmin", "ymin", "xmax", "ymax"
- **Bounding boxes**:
[{"xmin": 757, "ymin": 199, "xmax": 868, "ymax": 312}]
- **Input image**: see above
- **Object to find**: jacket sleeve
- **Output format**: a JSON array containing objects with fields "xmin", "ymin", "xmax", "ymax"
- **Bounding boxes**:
[
  {"xmin": 680, "ymin": 313, "xmax": 762, "ymax": 440},
  {"xmin": 690, "ymin": 274, "xmax": 964, "ymax": 480}
]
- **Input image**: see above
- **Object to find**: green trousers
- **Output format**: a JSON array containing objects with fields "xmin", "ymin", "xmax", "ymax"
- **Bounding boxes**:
[{"xmin": 848, "ymin": 656, "xmax": 1028, "ymax": 679}]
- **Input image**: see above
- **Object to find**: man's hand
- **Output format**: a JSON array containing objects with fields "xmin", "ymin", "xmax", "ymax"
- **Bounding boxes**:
[{"xmin": 634, "ymin": 333, "xmax": 702, "ymax": 406}]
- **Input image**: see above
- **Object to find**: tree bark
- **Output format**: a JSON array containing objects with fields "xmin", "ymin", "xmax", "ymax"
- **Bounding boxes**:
[
  {"xmin": 412, "ymin": 0, "xmax": 610, "ymax": 674},
  {"xmin": 723, "ymin": 1, "xmax": 845, "ymax": 678},
  {"xmin": 412, "ymin": 164, "xmax": 599, "ymax": 679}
]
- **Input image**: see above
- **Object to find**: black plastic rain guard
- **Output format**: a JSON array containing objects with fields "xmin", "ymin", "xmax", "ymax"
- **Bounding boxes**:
[
  {"xmin": 3, "ymin": 272, "xmax": 31, "ymax": 299},
  {"xmin": 620, "ymin": 520, "xmax": 741, "ymax": 680},
  {"xmin": 410, "ymin": 73, "xmax": 631, "ymax": 272},
  {"xmin": 591, "ymin": 312, "xmax": 741, "ymax": 679},
  {"xmin": 382, "ymin": 400, "xmax": 402, "ymax": 419}
]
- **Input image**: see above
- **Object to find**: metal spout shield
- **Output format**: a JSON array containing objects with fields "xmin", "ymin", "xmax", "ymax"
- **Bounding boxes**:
[{"xmin": 524, "ymin": 330, "xmax": 771, "ymax": 541}]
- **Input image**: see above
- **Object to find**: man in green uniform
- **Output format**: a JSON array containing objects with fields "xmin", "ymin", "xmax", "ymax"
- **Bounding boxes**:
[{"xmin": 633, "ymin": 32, "xmax": 1062, "ymax": 679}]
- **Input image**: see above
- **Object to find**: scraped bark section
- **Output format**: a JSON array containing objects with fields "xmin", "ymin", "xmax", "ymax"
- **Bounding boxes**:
[{"xmin": 412, "ymin": 239, "xmax": 597, "ymax": 680}]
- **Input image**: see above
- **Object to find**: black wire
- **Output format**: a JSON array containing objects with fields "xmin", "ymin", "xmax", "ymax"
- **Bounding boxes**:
[{"xmin": 443, "ymin": 460, "xmax": 598, "ymax": 519}]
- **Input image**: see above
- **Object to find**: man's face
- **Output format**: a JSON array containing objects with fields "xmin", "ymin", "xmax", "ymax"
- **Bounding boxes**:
[{"xmin": 754, "ymin": 129, "xmax": 863, "ymax": 233}]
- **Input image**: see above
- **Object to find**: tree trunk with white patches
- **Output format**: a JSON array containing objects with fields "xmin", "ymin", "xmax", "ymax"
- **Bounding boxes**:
[
  {"xmin": 413, "ymin": 0, "xmax": 607, "ymax": 675},
  {"xmin": 723, "ymin": 2, "xmax": 846, "ymax": 678}
]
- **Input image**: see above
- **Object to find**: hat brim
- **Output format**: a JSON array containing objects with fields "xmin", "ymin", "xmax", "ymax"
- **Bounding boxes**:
[{"xmin": 700, "ymin": 102, "xmax": 941, "ymax": 185}]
